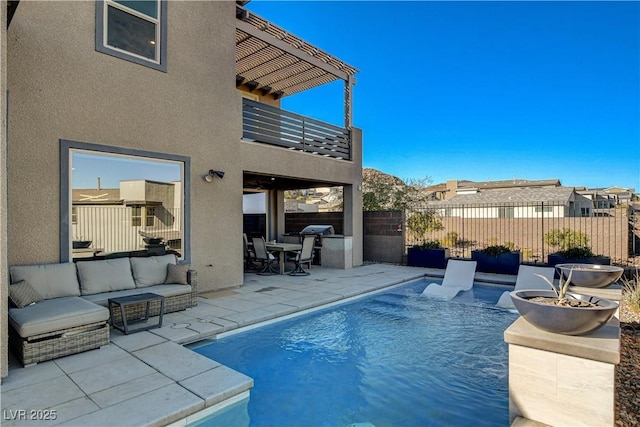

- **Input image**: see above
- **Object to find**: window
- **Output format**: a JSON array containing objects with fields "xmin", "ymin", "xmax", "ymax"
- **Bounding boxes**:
[
  {"xmin": 61, "ymin": 140, "xmax": 190, "ymax": 262},
  {"xmin": 131, "ymin": 206, "xmax": 142, "ymax": 226},
  {"xmin": 581, "ymin": 207, "xmax": 591, "ymax": 217},
  {"xmin": 534, "ymin": 206, "xmax": 553, "ymax": 213},
  {"xmin": 96, "ymin": 0, "xmax": 167, "ymax": 72},
  {"xmin": 146, "ymin": 206, "xmax": 156, "ymax": 226},
  {"xmin": 71, "ymin": 207, "xmax": 78, "ymax": 225},
  {"xmin": 498, "ymin": 207, "xmax": 515, "ymax": 218}
]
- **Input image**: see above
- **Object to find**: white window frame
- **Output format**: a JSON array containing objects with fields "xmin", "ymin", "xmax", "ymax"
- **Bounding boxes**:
[{"xmin": 96, "ymin": 0, "xmax": 167, "ymax": 72}]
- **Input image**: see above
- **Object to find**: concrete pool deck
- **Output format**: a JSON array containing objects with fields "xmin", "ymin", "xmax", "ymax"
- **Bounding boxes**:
[{"xmin": 3, "ymin": 264, "xmax": 467, "ymax": 427}]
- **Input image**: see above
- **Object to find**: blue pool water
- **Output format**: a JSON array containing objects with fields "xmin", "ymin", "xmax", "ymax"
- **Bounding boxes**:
[{"xmin": 191, "ymin": 280, "xmax": 518, "ymax": 427}]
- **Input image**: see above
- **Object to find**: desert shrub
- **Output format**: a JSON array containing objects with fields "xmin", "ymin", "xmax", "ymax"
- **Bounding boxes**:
[
  {"xmin": 555, "ymin": 246, "xmax": 596, "ymax": 259},
  {"xmin": 544, "ymin": 228, "xmax": 589, "ymax": 251},
  {"xmin": 622, "ymin": 270, "xmax": 640, "ymax": 314},
  {"xmin": 480, "ymin": 245, "xmax": 513, "ymax": 256},
  {"xmin": 442, "ymin": 231, "xmax": 459, "ymax": 247},
  {"xmin": 413, "ymin": 240, "xmax": 442, "ymax": 250},
  {"xmin": 406, "ymin": 211, "xmax": 444, "ymax": 242}
]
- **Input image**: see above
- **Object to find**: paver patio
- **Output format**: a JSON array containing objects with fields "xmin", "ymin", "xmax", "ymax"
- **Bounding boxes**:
[{"xmin": 1, "ymin": 264, "xmax": 439, "ymax": 426}]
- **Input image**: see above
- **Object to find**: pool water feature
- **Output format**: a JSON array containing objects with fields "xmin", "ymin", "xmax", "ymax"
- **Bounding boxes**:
[{"xmin": 190, "ymin": 279, "xmax": 518, "ymax": 427}]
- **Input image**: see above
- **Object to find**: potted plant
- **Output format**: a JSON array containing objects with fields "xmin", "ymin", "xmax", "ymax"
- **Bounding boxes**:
[
  {"xmin": 471, "ymin": 244, "xmax": 522, "ymax": 275},
  {"xmin": 405, "ymin": 210, "xmax": 447, "ymax": 268},
  {"xmin": 407, "ymin": 239, "xmax": 449, "ymax": 269},
  {"xmin": 510, "ymin": 268, "xmax": 619, "ymax": 335},
  {"xmin": 544, "ymin": 228, "xmax": 610, "ymax": 266},
  {"xmin": 547, "ymin": 246, "xmax": 611, "ymax": 266}
]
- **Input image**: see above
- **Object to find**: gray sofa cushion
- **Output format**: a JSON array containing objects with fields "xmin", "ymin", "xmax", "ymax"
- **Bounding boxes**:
[
  {"xmin": 76, "ymin": 258, "xmax": 136, "ymax": 295},
  {"xmin": 8, "ymin": 297, "xmax": 109, "ymax": 338},
  {"xmin": 130, "ymin": 254, "xmax": 177, "ymax": 288},
  {"xmin": 82, "ymin": 284, "xmax": 192, "ymax": 307},
  {"xmin": 10, "ymin": 263, "xmax": 81, "ymax": 299}
]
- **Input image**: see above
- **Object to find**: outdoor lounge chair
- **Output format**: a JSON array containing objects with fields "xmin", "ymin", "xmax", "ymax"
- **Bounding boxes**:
[
  {"xmin": 496, "ymin": 264, "xmax": 555, "ymax": 309},
  {"xmin": 287, "ymin": 235, "xmax": 315, "ymax": 276},
  {"xmin": 252, "ymin": 236, "xmax": 279, "ymax": 275},
  {"xmin": 421, "ymin": 260, "xmax": 477, "ymax": 300}
]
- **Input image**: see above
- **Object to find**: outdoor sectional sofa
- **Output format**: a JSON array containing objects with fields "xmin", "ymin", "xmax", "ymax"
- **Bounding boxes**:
[{"xmin": 8, "ymin": 254, "xmax": 197, "ymax": 366}]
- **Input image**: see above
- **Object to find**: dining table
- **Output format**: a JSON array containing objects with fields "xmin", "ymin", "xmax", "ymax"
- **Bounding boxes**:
[{"xmin": 265, "ymin": 242, "xmax": 302, "ymax": 274}]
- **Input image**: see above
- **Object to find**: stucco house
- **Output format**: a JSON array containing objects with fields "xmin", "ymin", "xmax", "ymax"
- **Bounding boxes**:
[
  {"xmin": 431, "ymin": 187, "xmax": 594, "ymax": 218},
  {"xmin": 0, "ymin": 1, "xmax": 362, "ymax": 379}
]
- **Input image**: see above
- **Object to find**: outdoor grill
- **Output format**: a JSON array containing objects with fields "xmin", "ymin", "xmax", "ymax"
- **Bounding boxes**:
[{"xmin": 299, "ymin": 225, "xmax": 335, "ymax": 265}]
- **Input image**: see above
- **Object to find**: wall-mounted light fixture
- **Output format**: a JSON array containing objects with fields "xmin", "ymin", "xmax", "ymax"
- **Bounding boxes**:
[{"xmin": 204, "ymin": 169, "xmax": 225, "ymax": 182}]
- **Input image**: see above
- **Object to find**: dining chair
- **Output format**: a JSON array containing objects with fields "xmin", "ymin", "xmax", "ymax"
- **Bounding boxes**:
[
  {"xmin": 251, "ymin": 236, "xmax": 278, "ymax": 275},
  {"xmin": 243, "ymin": 233, "xmax": 259, "ymax": 272},
  {"xmin": 288, "ymin": 235, "xmax": 315, "ymax": 276}
]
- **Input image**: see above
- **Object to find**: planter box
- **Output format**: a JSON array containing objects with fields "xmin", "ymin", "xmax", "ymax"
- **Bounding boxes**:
[
  {"xmin": 407, "ymin": 248, "xmax": 449, "ymax": 269},
  {"xmin": 547, "ymin": 253, "xmax": 611, "ymax": 267},
  {"xmin": 471, "ymin": 250, "xmax": 522, "ymax": 275}
]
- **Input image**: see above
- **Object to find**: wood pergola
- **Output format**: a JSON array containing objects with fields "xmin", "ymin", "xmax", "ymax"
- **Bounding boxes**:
[{"xmin": 235, "ymin": 4, "xmax": 359, "ymax": 128}]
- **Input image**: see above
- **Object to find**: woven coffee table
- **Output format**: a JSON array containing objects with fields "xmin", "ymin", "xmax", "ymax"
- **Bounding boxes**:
[{"xmin": 108, "ymin": 293, "xmax": 165, "ymax": 335}]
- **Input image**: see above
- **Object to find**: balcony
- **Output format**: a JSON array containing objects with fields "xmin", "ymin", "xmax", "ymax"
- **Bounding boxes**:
[
  {"xmin": 236, "ymin": 5, "xmax": 358, "ymax": 161},
  {"xmin": 242, "ymin": 98, "xmax": 351, "ymax": 160}
]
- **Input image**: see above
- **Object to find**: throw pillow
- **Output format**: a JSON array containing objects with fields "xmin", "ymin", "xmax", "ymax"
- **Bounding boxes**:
[
  {"xmin": 165, "ymin": 263, "xmax": 190, "ymax": 285},
  {"xmin": 9, "ymin": 280, "xmax": 44, "ymax": 308}
]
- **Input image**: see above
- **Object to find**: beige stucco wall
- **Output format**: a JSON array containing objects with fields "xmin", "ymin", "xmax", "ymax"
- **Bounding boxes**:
[
  {"xmin": 2, "ymin": 0, "xmax": 9, "ymax": 380},
  {"xmin": 6, "ymin": 1, "xmax": 363, "ymax": 296},
  {"xmin": 7, "ymin": 1, "xmax": 244, "ymax": 291},
  {"xmin": 239, "ymin": 126, "xmax": 363, "ymax": 267}
]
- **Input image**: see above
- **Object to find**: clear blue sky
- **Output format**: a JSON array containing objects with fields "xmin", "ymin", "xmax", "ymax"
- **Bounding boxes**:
[{"xmin": 248, "ymin": 1, "xmax": 640, "ymax": 190}]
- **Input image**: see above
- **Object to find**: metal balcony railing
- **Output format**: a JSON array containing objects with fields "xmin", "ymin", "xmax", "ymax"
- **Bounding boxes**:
[{"xmin": 242, "ymin": 98, "xmax": 351, "ymax": 160}]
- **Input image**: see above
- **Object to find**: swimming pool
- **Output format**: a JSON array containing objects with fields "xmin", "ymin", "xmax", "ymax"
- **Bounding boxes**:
[{"xmin": 190, "ymin": 279, "xmax": 518, "ymax": 427}]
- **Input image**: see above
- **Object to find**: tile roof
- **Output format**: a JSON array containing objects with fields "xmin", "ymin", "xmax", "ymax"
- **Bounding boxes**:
[{"xmin": 443, "ymin": 187, "xmax": 575, "ymax": 205}]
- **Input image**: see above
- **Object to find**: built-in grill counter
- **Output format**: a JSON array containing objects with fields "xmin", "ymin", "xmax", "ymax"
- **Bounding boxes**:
[{"xmin": 282, "ymin": 225, "xmax": 352, "ymax": 268}]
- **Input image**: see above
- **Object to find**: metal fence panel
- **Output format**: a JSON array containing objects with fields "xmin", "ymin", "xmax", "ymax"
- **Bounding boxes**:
[{"xmin": 404, "ymin": 202, "xmax": 636, "ymax": 266}]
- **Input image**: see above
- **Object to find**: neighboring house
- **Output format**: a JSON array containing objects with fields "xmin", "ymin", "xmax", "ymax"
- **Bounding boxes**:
[
  {"xmin": 431, "ymin": 187, "xmax": 594, "ymax": 218},
  {"xmin": 72, "ymin": 180, "xmax": 183, "ymax": 255},
  {"xmin": 576, "ymin": 186, "xmax": 636, "ymax": 215},
  {"xmin": 1, "ymin": 1, "xmax": 363, "ymax": 378},
  {"xmin": 427, "ymin": 178, "xmax": 563, "ymax": 201}
]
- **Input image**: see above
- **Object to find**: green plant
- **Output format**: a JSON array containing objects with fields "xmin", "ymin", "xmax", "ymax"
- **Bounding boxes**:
[
  {"xmin": 544, "ymin": 228, "xmax": 589, "ymax": 251},
  {"xmin": 442, "ymin": 231, "xmax": 459, "ymax": 247},
  {"xmin": 406, "ymin": 211, "xmax": 444, "ymax": 242},
  {"xmin": 621, "ymin": 269, "xmax": 640, "ymax": 314},
  {"xmin": 522, "ymin": 248, "xmax": 534, "ymax": 260},
  {"xmin": 555, "ymin": 246, "xmax": 596, "ymax": 259},
  {"xmin": 487, "ymin": 237, "xmax": 499, "ymax": 246},
  {"xmin": 480, "ymin": 245, "xmax": 513, "ymax": 256},
  {"xmin": 537, "ymin": 269, "xmax": 573, "ymax": 302},
  {"xmin": 414, "ymin": 239, "xmax": 442, "ymax": 250},
  {"xmin": 535, "ymin": 268, "xmax": 597, "ymax": 307}
]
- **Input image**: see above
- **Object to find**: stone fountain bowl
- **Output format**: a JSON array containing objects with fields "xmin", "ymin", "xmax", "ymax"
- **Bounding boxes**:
[
  {"xmin": 510, "ymin": 290, "xmax": 618, "ymax": 335},
  {"xmin": 555, "ymin": 263, "xmax": 624, "ymax": 288}
]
